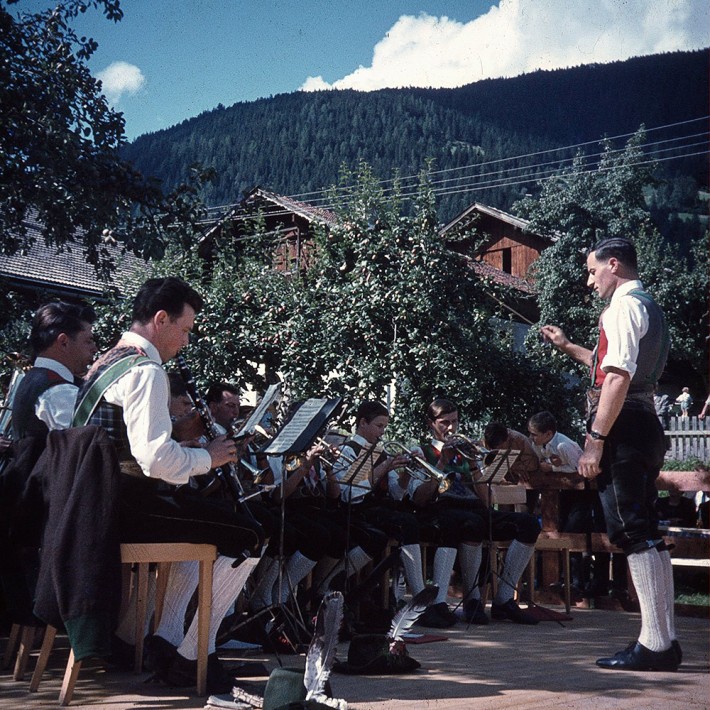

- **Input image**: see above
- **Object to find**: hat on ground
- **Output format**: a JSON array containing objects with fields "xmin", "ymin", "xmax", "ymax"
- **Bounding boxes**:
[
  {"xmin": 262, "ymin": 668, "xmax": 336, "ymax": 710},
  {"xmin": 332, "ymin": 634, "xmax": 420, "ymax": 675}
]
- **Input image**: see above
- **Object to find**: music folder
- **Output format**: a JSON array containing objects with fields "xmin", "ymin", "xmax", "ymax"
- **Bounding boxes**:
[
  {"xmin": 262, "ymin": 397, "xmax": 342, "ymax": 455},
  {"xmin": 233, "ymin": 383, "xmax": 281, "ymax": 439},
  {"xmin": 478, "ymin": 448, "xmax": 520, "ymax": 485}
]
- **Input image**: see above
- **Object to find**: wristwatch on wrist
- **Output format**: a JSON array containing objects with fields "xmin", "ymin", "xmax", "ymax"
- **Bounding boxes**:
[{"xmin": 589, "ymin": 430, "xmax": 607, "ymax": 441}]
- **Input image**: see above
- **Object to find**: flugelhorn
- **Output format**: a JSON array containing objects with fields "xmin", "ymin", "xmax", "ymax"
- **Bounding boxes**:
[
  {"xmin": 382, "ymin": 440, "xmax": 451, "ymax": 493},
  {"xmin": 444, "ymin": 433, "xmax": 488, "ymax": 461}
]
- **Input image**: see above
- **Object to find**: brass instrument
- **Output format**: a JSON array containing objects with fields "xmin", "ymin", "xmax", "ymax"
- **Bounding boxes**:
[
  {"xmin": 444, "ymin": 433, "xmax": 491, "ymax": 462},
  {"xmin": 382, "ymin": 440, "xmax": 451, "ymax": 494}
]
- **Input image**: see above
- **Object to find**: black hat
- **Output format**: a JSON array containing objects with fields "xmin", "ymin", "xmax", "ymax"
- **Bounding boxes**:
[{"xmin": 332, "ymin": 634, "xmax": 420, "ymax": 675}]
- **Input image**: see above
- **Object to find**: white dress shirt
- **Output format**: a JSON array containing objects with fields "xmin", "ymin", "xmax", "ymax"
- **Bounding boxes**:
[
  {"xmin": 34, "ymin": 357, "xmax": 78, "ymax": 431},
  {"xmin": 101, "ymin": 332, "xmax": 212, "ymax": 485},
  {"xmin": 531, "ymin": 431, "xmax": 583, "ymax": 473},
  {"xmin": 600, "ymin": 279, "xmax": 648, "ymax": 379}
]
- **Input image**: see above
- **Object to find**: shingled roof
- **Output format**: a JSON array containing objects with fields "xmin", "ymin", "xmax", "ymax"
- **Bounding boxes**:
[{"xmin": 0, "ymin": 214, "xmax": 146, "ymax": 299}]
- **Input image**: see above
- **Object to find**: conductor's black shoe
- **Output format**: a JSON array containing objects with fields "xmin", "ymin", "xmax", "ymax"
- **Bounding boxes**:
[
  {"xmin": 595, "ymin": 641, "xmax": 679, "ymax": 672},
  {"xmin": 490, "ymin": 599, "xmax": 539, "ymax": 625},
  {"xmin": 463, "ymin": 599, "xmax": 489, "ymax": 625}
]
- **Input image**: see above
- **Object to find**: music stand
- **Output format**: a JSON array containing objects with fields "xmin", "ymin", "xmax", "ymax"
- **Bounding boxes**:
[
  {"xmin": 461, "ymin": 447, "xmax": 521, "ymax": 625},
  {"xmin": 259, "ymin": 397, "xmax": 343, "ymax": 652}
]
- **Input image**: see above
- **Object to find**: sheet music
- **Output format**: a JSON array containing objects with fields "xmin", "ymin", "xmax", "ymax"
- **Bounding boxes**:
[
  {"xmin": 343, "ymin": 444, "xmax": 379, "ymax": 488},
  {"xmin": 479, "ymin": 449, "xmax": 520, "ymax": 484},
  {"xmin": 233, "ymin": 383, "xmax": 281, "ymax": 439},
  {"xmin": 262, "ymin": 397, "xmax": 341, "ymax": 455}
]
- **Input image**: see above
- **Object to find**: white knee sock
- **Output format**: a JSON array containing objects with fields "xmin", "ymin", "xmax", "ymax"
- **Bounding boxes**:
[
  {"xmin": 432, "ymin": 547, "xmax": 457, "ymax": 605},
  {"xmin": 312, "ymin": 556, "xmax": 339, "ymax": 593},
  {"xmin": 276, "ymin": 551, "xmax": 318, "ymax": 604},
  {"xmin": 495, "ymin": 540, "xmax": 534, "ymax": 605},
  {"xmin": 115, "ymin": 568, "xmax": 157, "ymax": 645},
  {"xmin": 458, "ymin": 543, "xmax": 483, "ymax": 602},
  {"xmin": 400, "ymin": 543, "xmax": 425, "ymax": 596},
  {"xmin": 154, "ymin": 561, "xmax": 198, "ymax": 647},
  {"xmin": 178, "ymin": 555, "xmax": 259, "ymax": 660},
  {"xmin": 317, "ymin": 547, "xmax": 372, "ymax": 594},
  {"xmin": 249, "ymin": 555, "xmax": 279, "ymax": 611},
  {"xmin": 627, "ymin": 548, "xmax": 672, "ymax": 652},
  {"xmin": 658, "ymin": 548, "xmax": 676, "ymax": 641}
]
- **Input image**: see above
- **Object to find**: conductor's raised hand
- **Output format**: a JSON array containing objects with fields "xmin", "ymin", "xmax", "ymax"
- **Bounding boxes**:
[
  {"xmin": 207, "ymin": 435, "xmax": 239, "ymax": 469},
  {"xmin": 540, "ymin": 324, "xmax": 569, "ymax": 349}
]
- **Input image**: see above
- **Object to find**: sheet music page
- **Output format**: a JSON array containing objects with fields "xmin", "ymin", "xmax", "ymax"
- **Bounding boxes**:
[
  {"xmin": 344, "ymin": 445, "xmax": 378, "ymax": 487},
  {"xmin": 234, "ymin": 383, "xmax": 281, "ymax": 439},
  {"xmin": 262, "ymin": 398, "xmax": 341, "ymax": 455},
  {"xmin": 480, "ymin": 449, "xmax": 520, "ymax": 484}
]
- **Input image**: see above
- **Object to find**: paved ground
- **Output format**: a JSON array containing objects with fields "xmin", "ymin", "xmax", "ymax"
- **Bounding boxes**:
[{"xmin": 1, "ymin": 605, "xmax": 708, "ymax": 709}]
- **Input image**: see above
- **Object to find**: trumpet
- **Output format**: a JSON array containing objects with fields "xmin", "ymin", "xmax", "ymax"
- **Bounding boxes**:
[
  {"xmin": 382, "ymin": 440, "xmax": 451, "ymax": 494},
  {"xmin": 444, "ymin": 433, "xmax": 488, "ymax": 462},
  {"xmin": 239, "ymin": 456, "xmax": 271, "ymax": 485}
]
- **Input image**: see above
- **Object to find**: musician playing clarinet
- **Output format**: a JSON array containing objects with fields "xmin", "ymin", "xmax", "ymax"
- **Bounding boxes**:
[{"xmin": 76, "ymin": 277, "xmax": 265, "ymax": 692}]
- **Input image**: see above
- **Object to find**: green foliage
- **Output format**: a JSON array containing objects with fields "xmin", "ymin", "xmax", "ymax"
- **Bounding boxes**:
[
  {"xmin": 516, "ymin": 130, "xmax": 709, "ymax": 391},
  {"xmin": 661, "ymin": 458, "xmax": 705, "ymax": 472},
  {"xmin": 0, "ymin": 2, "xmax": 215, "ymax": 276}
]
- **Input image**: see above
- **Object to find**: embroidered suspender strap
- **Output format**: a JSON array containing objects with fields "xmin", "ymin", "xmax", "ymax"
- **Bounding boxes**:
[{"xmin": 72, "ymin": 354, "xmax": 151, "ymax": 427}]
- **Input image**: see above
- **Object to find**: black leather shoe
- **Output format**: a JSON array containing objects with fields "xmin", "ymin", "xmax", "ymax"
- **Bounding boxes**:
[
  {"xmin": 596, "ymin": 641, "xmax": 679, "ymax": 671},
  {"xmin": 144, "ymin": 634, "xmax": 177, "ymax": 675},
  {"xmin": 463, "ymin": 599, "xmax": 489, "ymax": 625},
  {"xmin": 672, "ymin": 639, "xmax": 683, "ymax": 666},
  {"xmin": 418, "ymin": 602, "xmax": 457, "ymax": 628},
  {"xmin": 491, "ymin": 599, "xmax": 539, "ymax": 625}
]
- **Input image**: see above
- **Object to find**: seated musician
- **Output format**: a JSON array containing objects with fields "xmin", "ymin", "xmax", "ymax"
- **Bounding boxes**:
[
  {"xmin": 422, "ymin": 399, "xmax": 541, "ymax": 625},
  {"xmin": 76, "ymin": 277, "xmax": 265, "ymax": 692},
  {"xmin": 330, "ymin": 401, "xmax": 429, "ymax": 614}
]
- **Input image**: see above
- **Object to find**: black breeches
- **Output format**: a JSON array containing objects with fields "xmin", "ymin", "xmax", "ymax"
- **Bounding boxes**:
[{"xmin": 120, "ymin": 477, "xmax": 265, "ymax": 558}]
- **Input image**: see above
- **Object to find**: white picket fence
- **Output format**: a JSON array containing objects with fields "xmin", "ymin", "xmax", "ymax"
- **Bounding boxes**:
[{"xmin": 664, "ymin": 416, "xmax": 709, "ymax": 462}]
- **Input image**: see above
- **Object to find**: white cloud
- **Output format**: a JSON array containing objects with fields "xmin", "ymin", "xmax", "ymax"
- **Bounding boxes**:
[
  {"xmin": 96, "ymin": 61, "xmax": 146, "ymax": 104},
  {"xmin": 300, "ymin": 0, "xmax": 709, "ymax": 92}
]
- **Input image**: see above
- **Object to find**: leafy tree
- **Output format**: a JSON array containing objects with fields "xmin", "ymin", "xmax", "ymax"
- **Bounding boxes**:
[
  {"xmin": 516, "ymin": 130, "xmax": 709, "ymax": 392},
  {"xmin": 0, "ymin": 0, "xmax": 210, "ymax": 276}
]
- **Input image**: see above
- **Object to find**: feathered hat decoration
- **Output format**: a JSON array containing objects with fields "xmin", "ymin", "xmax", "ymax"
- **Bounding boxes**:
[
  {"xmin": 387, "ymin": 585, "xmax": 438, "ymax": 654},
  {"xmin": 304, "ymin": 591, "xmax": 347, "ymax": 709}
]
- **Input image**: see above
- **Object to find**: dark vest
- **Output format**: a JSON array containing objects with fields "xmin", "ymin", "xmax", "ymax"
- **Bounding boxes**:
[
  {"xmin": 591, "ymin": 288, "xmax": 670, "ymax": 400},
  {"xmin": 12, "ymin": 368, "xmax": 68, "ymax": 440}
]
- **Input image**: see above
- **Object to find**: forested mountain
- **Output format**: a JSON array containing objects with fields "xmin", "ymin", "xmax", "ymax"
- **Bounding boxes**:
[{"xmin": 123, "ymin": 49, "xmax": 708, "ymax": 228}]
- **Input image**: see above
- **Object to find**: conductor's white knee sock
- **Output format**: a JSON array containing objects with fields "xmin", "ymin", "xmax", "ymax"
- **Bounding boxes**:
[
  {"xmin": 115, "ymin": 567, "xmax": 156, "ymax": 645},
  {"xmin": 249, "ymin": 555, "xmax": 279, "ymax": 611},
  {"xmin": 627, "ymin": 547, "xmax": 672, "ymax": 652}
]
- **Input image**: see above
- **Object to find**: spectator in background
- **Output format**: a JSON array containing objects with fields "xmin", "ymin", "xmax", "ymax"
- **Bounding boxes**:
[
  {"xmin": 698, "ymin": 393, "xmax": 710, "ymax": 420},
  {"xmin": 653, "ymin": 389, "xmax": 672, "ymax": 430},
  {"xmin": 527, "ymin": 411, "xmax": 583, "ymax": 474},
  {"xmin": 675, "ymin": 387, "xmax": 693, "ymax": 418},
  {"xmin": 654, "ymin": 488, "xmax": 697, "ymax": 529}
]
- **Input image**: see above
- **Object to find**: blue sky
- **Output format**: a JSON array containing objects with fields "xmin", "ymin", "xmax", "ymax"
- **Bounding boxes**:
[{"xmin": 14, "ymin": 1, "xmax": 710, "ymax": 140}]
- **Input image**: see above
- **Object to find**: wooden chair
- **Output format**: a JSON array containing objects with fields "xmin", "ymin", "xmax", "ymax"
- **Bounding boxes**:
[{"xmin": 29, "ymin": 542, "xmax": 217, "ymax": 705}]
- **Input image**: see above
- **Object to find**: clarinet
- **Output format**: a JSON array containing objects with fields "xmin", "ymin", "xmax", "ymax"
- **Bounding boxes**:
[{"xmin": 175, "ymin": 355, "xmax": 257, "ymax": 518}]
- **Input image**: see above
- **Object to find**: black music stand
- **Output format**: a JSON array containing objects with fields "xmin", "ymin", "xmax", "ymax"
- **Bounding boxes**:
[
  {"xmin": 258, "ymin": 397, "xmax": 343, "ymax": 654},
  {"xmin": 460, "ymin": 447, "xmax": 521, "ymax": 625}
]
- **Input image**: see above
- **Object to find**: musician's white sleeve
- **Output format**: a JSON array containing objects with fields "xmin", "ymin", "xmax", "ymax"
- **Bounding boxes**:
[{"xmin": 35, "ymin": 383, "xmax": 78, "ymax": 431}]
